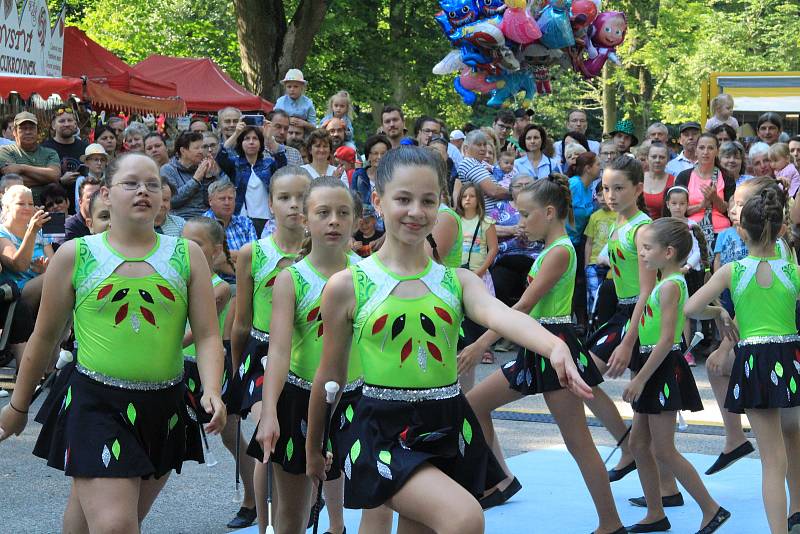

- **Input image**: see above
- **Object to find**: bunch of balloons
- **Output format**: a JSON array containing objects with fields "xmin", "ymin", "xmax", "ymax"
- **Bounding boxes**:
[{"xmin": 433, "ymin": 0, "xmax": 627, "ymax": 107}]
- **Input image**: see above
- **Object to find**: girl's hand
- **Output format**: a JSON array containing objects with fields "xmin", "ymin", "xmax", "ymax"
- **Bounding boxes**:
[
  {"xmin": 0, "ymin": 403, "xmax": 28, "ymax": 442},
  {"xmin": 306, "ymin": 450, "xmax": 328, "ymax": 482},
  {"xmin": 716, "ymin": 308, "xmax": 738, "ymax": 342},
  {"xmin": 256, "ymin": 413, "xmax": 281, "ymax": 461},
  {"xmin": 606, "ymin": 342, "xmax": 632, "ymax": 378},
  {"xmin": 622, "ymin": 376, "xmax": 644, "ymax": 404},
  {"xmin": 30, "ymin": 257, "xmax": 47, "ymax": 274},
  {"xmin": 28, "ymin": 210, "xmax": 50, "ymax": 232},
  {"xmin": 200, "ymin": 393, "xmax": 227, "ymax": 435},
  {"xmin": 706, "ymin": 346, "xmax": 728, "ymax": 376},
  {"xmin": 549, "ymin": 341, "xmax": 593, "ymax": 400},
  {"xmin": 457, "ymin": 343, "xmax": 484, "ymax": 376}
]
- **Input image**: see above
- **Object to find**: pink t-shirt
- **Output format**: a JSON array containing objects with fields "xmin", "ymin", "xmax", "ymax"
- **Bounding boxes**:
[{"xmin": 687, "ymin": 170, "xmax": 731, "ymax": 232}]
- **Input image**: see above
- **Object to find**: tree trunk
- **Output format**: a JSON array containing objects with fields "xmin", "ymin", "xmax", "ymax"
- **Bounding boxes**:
[
  {"xmin": 602, "ymin": 62, "xmax": 616, "ymax": 135},
  {"xmin": 232, "ymin": 0, "xmax": 330, "ymax": 101}
]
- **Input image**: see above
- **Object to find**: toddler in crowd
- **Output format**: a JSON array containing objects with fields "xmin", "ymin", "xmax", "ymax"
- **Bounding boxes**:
[
  {"xmin": 705, "ymin": 93, "xmax": 739, "ymax": 131},
  {"xmin": 352, "ymin": 206, "xmax": 384, "ymax": 257},
  {"xmin": 494, "ymin": 150, "xmax": 518, "ymax": 187},
  {"xmin": 273, "ymin": 68, "xmax": 317, "ymax": 130},
  {"xmin": 583, "ymin": 183, "xmax": 615, "ymax": 315},
  {"xmin": 334, "ymin": 145, "xmax": 357, "ymax": 187},
  {"xmin": 768, "ymin": 142, "xmax": 800, "ymax": 197},
  {"xmin": 322, "ymin": 90, "xmax": 355, "ymax": 143},
  {"xmin": 85, "ymin": 189, "xmax": 111, "ymax": 235}
]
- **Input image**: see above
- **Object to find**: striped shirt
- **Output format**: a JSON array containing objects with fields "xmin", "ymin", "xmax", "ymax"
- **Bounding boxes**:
[{"xmin": 457, "ymin": 157, "xmax": 503, "ymax": 211}]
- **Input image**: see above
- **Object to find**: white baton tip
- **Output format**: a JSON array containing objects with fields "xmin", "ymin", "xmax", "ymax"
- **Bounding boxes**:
[{"xmin": 324, "ymin": 381, "xmax": 340, "ymax": 403}]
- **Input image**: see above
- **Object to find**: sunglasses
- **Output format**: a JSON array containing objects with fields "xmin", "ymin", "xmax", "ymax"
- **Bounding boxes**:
[{"xmin": 55, "ymin": 107, "xmax": 75, "ymax": 116}]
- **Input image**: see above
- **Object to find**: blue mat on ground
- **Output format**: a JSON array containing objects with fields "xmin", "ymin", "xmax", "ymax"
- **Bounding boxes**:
[{"xmin": 238, "ymin": 446, "xmax": 763, "ymax": 533}]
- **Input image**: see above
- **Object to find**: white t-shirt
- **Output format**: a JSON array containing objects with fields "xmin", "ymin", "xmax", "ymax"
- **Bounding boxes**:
[
  {"xmin": 240, "ymin": 168, "xmax": 270, "ymax": 219},
  {"xmin": 302, "ymin": 163, "xmax": 337, "ymax": 179}
]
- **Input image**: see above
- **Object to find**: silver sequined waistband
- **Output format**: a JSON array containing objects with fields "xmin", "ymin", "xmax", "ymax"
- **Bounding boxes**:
[
  {"xmin": 77, "ymin": 364, "xmax": 184, "ymax": 391},
  {"xmin": 618, "ymin": 296, "xmax": 638, "ymax": 305},
  {"xmin": 538, "ymin": 315, "xmax": 572, "ymax": 325},
  {"xmin": 250, "ymin": 328, "xmax": 270, "ymax": 343},
  {"xmin": 287, "ymin": 372, "xmax": 364, "ymax": 393},
  {"xmin": 640, "ymin": 343, "xmax": 681, "ymax": 354},
  {"xmin": 738, "ymin": 334, "xmax": 800, "ymax": 347},
  {"xmin": 361, "ymin": 382, "xmax": 460, "ymax": 402}
]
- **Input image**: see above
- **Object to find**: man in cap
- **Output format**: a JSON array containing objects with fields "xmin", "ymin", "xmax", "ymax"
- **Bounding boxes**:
[
  {"xmin": 666, "ymin": 121, "xmax": 701, "ymax": 176},
  {"xmin": 43, "ymin": 107, "xmax": 88, "ymax": 212},
  {"xmin": 273, "ymin": 68, "xmax": 317, "ymax": 130},
  {"xmin": 0, "ymin": 112, "xmax": 60, "ymax": 204},
  {"xmin": 323, "ymin": 116, "xmax": 350, "ymax": 151},
  {"xmin": 450, "ymin": 130, "xmax": 466, "ymax": 151},
  {"xmin": 609, "ymin": 119, "xmax": 639, "ymax": 155}
]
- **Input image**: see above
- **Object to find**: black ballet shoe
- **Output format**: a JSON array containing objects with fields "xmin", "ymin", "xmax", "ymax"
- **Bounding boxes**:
[
  {"xmin": 695, "ymin": 507, "xmax": 730, "ymax": 534},
  {"xmin": 789, "ymin": 511, "xmax": 800, "ymax": 532},
  {"xmin": 226, "ymin": 506, "xmax": 257, "ymax": 529},
  {"xmin": 626, "ymin": 517, "xmax": 670, "ymax": 532},
  {"xmin": 324, "ymin": 528, "xmax": 346, "ymax": 534},
  {"xmin": 591, "ymin": 528, "xmax": 628, "ymax": 534},
  {"xmin": 628, "ymin": 492, "xmax": 684, "ymax": 508},
  {"xmin": 478, "ymin": 477, "xmax": 522, "ymax": 510},
  {"xmin": 705, "ymin": 441, "xmax": 754, "ymax": 475},
  {"xmin": 608, "ymin": 460, "xmax": 637, "ymax": 482}
]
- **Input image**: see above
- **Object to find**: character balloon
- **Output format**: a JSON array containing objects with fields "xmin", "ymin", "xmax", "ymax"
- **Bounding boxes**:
[
  {"xmin": 577, "ymin": 11, "xmax": 627, "ymax": 78},
  {"xmin": 500, "ymin": 0, "xmax": 541, "ymax": 45}
]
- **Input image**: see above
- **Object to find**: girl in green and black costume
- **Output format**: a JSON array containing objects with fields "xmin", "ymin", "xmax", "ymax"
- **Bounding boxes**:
[
  {"xmin": 623, "ymin": 218, "xmax": 726, "ymax": 533},
  {"xmin": 0, "ymin": 154, "xmax": 226, "ymax": 532},
  {"xmin": 461, "ymin": 175, "xmax": 624, "ymax": 534},
  {"xmin": 586, "ymin": 157, "xmax": 657, "ymax": 482},
  {"xmin": 250, "ymin": 177, "xmax": 390, "ymax": 534},
  {"xmin": 688, "ymin": 187, "xmax": 800, "ymax": 534},
  {"xmin": 304, "ymin": 147, "xmax": 592, "ymax": 533},
  {"xmin": 230, "ymin": 165, "xmax": 311, "ymax": 531}
]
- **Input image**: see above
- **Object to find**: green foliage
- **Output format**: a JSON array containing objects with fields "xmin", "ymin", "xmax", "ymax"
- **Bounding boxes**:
[{"xmin": 76, "ymin": 0, "xmax": 242, "ymax": 82}]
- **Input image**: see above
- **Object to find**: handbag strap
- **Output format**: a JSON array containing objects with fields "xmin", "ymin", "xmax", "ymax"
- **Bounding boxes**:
[{"xmin": 465, "ymin": 218, "xmax": 481, "ymax": 267}]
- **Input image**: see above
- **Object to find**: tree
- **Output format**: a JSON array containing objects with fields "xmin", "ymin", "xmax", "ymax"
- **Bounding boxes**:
[{"xmin": 232, "ymin": 0, "xmax": 329, "ymax": 101}]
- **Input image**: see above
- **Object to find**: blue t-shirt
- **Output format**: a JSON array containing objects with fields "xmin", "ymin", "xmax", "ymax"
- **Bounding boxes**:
[
  {"xmin": 274, "ymin": 94, "xmax": 317, "ymax": 126},
  {"xmin": 0, "ymin": 226, "xmax": 50, "ymax": 288},
  {"xmin": 713, "ymin": 227, "xmax": 747, "ymax": 267},
  {"xmin": 567, "ymin": 176, "xmax": 594, "ymax": 244}
]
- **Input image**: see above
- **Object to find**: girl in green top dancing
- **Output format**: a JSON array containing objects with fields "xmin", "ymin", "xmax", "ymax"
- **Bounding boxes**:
[
  {"xmin": 0, "ymin": 153, "xmax": 226, "ymax": 533},
  {"xmin": 230, "ymin": 165, "xmax": 311, "ymax": 531},
  {"xmin": 623, "ymin": 218, "xmax": 727, "ymax": 533},
  {"xmin": 687, "ymin": 187, "xmax": 800, "ymax": 534},
  {"xmin": 304, "ymin": 147, "xmax": 592, "ymax": 534},
  {"xmin": 461, "ymin": 175, "xmax": 624, "ymax": 534}
]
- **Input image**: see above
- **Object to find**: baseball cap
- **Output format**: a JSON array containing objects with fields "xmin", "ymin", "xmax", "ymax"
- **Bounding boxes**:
[
  {"xmin": 334, "ymin": 145, "xmax": 356, "ymax": 164},
  {"xmin": 13, "ymin": 111, "xmax": 37, "ymax": 127},
  {"xmin": 450, "ymin": 129, "xmax": 466, "ymax": 141},
  {"xmin": 362, "ymin": 205, "xmax": 377, "ymax": 218},
  {"xmin": 679, "ymin": 121, "xmax": 701, "ymax": 134}
]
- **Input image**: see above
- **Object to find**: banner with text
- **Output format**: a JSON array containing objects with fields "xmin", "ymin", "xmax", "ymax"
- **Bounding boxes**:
[{"xmin": 0, "ymin": 0, "xmax": 65, "ymax": 77}]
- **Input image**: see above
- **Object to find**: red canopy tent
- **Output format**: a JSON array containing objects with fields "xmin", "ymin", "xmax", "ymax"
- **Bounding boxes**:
[
  {"xmin": 131, "ymin": 55, "xmax": 273, "ymax": 113},
  {"xmin": 62, "ymin": 27, "xmax": 179, "ymax": 98}
]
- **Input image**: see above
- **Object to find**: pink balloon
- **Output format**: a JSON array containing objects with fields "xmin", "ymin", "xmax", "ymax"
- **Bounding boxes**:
[{"xmin": 500, "ymin": 6, "xmax": 542, "ymax": 45}]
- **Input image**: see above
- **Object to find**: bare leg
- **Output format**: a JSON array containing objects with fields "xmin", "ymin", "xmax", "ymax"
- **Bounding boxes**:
[
  {"xmin": 136, "ymin": 474, "xmax": 170, "ymax": 523},
  {"xmin": 748, "ymin": 408, "xmax": 789, "ymax": 533},
  {"xmin": 585, "ymin": 356, "xmax": 634, "ymax": 469},
  {"xmin": 627, "ymin": 412, "xmax": 664, "ymax": 525},
  {"xmin": 272, "ymin": 465, "xmax": 313, "ymax": 534},
  {"xmin": 323, "ymin": 477, "xmax": 345, "ymax": 534},
  {"xmin": 62, "ymin": 482, "xmax": 89, "ymax": 534},
  {"xmin": 649, "ymin": 412, "xmax": 720, "ymax": 530},
  {"xmin": 358, "ymin": 506, "xmax": 394, "ymax": 534},
  {"xmin": 708, "ymin": 343, "xmax": 748, "ymax": 453},
  {"xmin": 782, "ymin": 407, "xmax": 800, "ymax": 516},
  {"xmin": 458, "ymin": 365, "xmax": 476, "ymax": 393},
  {"xmin": 220, "ymin": 414, "xmax": 256, "ymax": 509},
  {"xmin": 544, "ymin": 388, "xmax": 623, "ymax": 534},
  {"xmin": 74, "ymin": 477, "xmax": 142, "ymax": 534},
  {"xmin": 466, "ymin": 369, "xmax": 524, "ymax": 489},
  {"xmin": 387, "ymin": 463, "xmax": 484, "ymax": 534}
]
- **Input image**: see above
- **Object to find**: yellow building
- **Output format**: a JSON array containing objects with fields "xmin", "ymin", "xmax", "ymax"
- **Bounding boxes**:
[{"xmin": 701, "ymin": 72, "xmax": 800, "ymax": 136}]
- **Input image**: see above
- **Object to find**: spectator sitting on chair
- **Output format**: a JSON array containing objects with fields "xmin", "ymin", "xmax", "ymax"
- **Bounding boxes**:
[
  {"xmin": 144, "ymin": 132, "xmax": 170, "ymax": 168},
  {"xmin": 162, "ymin": 131, "xmax": 219, "ymax": 219},
  {"xmin": 203, "ymin": 179, "xmax": 256, "ymax": 281},
  {"xmin": 122, "ymin": 121, "xmax": 149, "ymax": 153},
  {"xmin": 73, "ymin": 143, "xmax": 108, "ymax": 210},
  {"xmin": 63, "ymin": 177, "xmax": 102, "ymax": 242},
  {"xmin": 154, "ymin": 181, "xmax": 186, "ymax": 237},
  {"xmin": 41, "ymin": 183, "xmax": 69, "ymax": 246},
  {"xmin": 0, "ymin": 112, "xmax": 60, "ymax": 205}
]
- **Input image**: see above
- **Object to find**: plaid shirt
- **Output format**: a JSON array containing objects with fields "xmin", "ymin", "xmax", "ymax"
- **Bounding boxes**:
[{"xmin": 203, "ymin": 210, "xmax": 258, "ymax": 251}]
